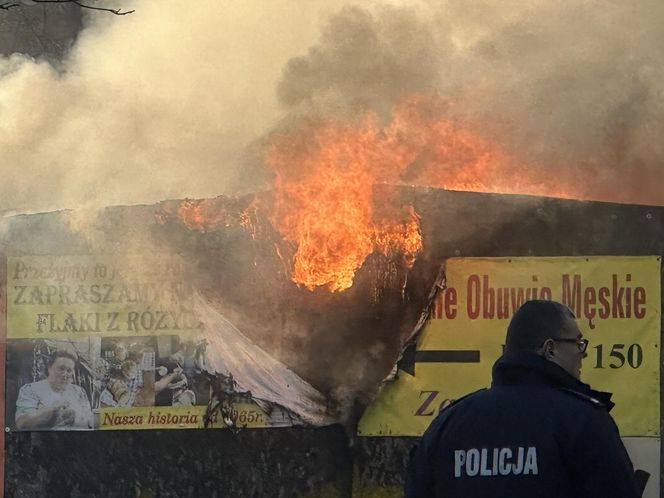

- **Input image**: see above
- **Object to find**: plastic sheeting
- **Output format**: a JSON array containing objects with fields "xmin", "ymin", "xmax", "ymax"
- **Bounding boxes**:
[{"xmin": 195, "ymin": 293, "xmax": 334, "ymax": 426}]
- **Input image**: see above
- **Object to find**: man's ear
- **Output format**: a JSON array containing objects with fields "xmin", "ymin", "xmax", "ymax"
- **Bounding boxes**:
[{"xmin": 540, "ymin": 338, "xmax": 555, "ymax": 360}]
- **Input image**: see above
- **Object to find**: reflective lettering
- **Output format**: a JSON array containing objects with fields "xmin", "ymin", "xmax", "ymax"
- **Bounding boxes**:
[
  {"xmin": 498, "ymin": 448, "xmax": 512, "ymax": 475},
  {"xmin": 480, "ymin": 449, "xmax": 492, "ymax": 476},
  {"xmin": 512, "ymin": 447, "xmax": 524, "ymax": 475},
  {"xmin": 524, "ymin": 447, "xmax": 538, "ymax": 475},
  {"xmin": 454, "ymin": 450, "xmax": 466, "ymax": 477},
  {"xmin": 466, "ymin": 449, "xmax": 480, "ymax": 476},
  {"xmin": 452, "ymin": 446, "xmax": 537, "ymax": 478}
]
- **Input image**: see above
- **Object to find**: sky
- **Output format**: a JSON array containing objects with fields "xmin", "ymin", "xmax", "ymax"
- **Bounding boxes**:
[{"xmin": 0, "ymin": 0, "xmax": 662, "ymax": 213}]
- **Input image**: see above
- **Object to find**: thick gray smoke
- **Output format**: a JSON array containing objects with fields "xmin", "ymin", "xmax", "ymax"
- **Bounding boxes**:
[
  {"xmin": 1, "ymin": 0, "xmax": 662, "ymax": 215},
  {"xmin": 277, "ymin": 5, "xmax": 440, "ymax": 119},
  {"xmin": 0, "ymin": 0, "xmax": 350, "ymax": 214},
  {"xmin": 276, "ymin": 0, "xmax": 664, "ymax": 205}
]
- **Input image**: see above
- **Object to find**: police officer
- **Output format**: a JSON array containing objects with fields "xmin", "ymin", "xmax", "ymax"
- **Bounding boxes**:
[{"xmin": 405, "ymin": 299, "xmax": 639, "ymax": 498}]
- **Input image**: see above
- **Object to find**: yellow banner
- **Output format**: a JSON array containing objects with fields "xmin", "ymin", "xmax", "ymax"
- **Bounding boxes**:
[
  {"xmin": 98, "ymin": 404, "xmax": 266, "ymax": 430},
  {"xmin": 6, "ymin": 255, "xmax": 202, "ymax": 339},
  {"xmin": 359, "ymin": 256, "xmax": 661, "ymax": 437}
]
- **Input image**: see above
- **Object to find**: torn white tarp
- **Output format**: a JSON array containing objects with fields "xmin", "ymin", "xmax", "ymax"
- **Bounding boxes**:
[{"xmin": 194, "ymin": 294, "xmax": 334, "ymax": 427}]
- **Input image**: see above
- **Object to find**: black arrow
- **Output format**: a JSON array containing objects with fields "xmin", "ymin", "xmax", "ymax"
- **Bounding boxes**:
[
  {"xmin": 399, "ymin": 348, "xmax": 481, "ymax": 375},
  {"xmin": 415, "ymin": 350, "xmax": 481, "ymax": 363}
]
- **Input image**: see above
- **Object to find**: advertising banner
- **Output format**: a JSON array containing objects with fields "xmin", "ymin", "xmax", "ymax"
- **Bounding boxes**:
[
  {"xmin": 359, "ymin": 256, "xmax": 661, "ymax": 437},
  {"xmin": 6, "ymin": 255, "xmax": 201, "ymax": 339},
  {"xmin": 3, "ymin": 255, "xmax": 329, "ymax": 431}
]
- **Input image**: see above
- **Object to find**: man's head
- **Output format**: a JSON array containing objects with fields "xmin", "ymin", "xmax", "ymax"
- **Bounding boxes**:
[{"xmin": 505, "ymin": 300, "xmax": 587, "ymax": 379}]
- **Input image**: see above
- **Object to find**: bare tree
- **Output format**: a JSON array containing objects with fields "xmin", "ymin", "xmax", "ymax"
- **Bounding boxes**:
[{"xmin": 1, "ymin": 0, "xmax": 133, "ymax": 15}]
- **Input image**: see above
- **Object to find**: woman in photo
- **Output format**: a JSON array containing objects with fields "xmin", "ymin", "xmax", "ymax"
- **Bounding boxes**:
[{"xmin": 15, "ymin": 350, "xmax": 93, "ymax": 430}]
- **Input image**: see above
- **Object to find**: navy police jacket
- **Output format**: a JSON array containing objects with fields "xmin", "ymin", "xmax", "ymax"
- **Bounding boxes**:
[{"xmin": 405, "ymin": 351, "xmax": 639, "ymax": 498}]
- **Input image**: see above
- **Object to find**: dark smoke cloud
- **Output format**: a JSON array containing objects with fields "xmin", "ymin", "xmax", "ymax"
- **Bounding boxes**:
[
  {"xmin": 274, "ymin": 0, "xmax": 664, "ymax": 205},
  {"xmin": 2, "ymin": 1, "xmax": 662, "ymax": 212},
  {"xmin": 277, "ymin": 5, "xmax": 441, "ymax": 119}
]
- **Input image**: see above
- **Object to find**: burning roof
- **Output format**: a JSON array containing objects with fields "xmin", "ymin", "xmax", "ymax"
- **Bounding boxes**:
[{"xmin": 2, "ymin": 185, "xmax": 662, "ymax": 425}]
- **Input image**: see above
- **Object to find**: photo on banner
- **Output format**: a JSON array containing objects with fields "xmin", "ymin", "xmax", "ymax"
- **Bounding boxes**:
[
  {"xmin": 3, "ymin": 254, "xmax": 329, "ymax": 431},
  {"xmin": 5, "ymin": 339, "xmax": 97, "ymax": 431}
]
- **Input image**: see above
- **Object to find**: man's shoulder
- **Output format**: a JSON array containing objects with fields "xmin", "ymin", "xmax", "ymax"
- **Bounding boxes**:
[
  {"xmin": 440, "ymin": 388, "xmax": 488, "ymax": 414},
  {"xmin": 557, "ymin": 388, "xmax": 608, "ymax": 409},
  {"xmin": 491, "ymin": 382, "xmax": 609, "ymax": 407},
  {"xmin": 419, "ymin": 388, "xmax": 487, "ymax": 445},
  {"xmin": 478, "ymin": 383, "xmax": 612, "ymax": 423}
]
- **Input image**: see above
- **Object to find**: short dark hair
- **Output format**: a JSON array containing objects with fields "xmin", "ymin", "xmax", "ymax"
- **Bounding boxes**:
[
  {"xmin": 46, "ymin": 350, "xmax": 78, "ymax": 370},
  {"xmin": 505, "ymin": 300, "xmax": 576, "ymax": 352}
]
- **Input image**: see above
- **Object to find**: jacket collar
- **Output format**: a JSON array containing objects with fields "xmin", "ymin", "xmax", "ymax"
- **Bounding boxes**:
[{"xmin": 492, "ymin": 350, "xmax": 615, "ymax": 411}]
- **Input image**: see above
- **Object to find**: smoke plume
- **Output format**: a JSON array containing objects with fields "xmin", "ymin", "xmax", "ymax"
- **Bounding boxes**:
[
  {"xmin": 0, "ymin": 0, "xmax": 349, "ymax": 213},
  {"xmin": 1, "ymin": 0, "xmax": 662, "ymax": 215},
  {"xmin": 275, "ymin": 0, "xmax": 664, "ymax": 205}
]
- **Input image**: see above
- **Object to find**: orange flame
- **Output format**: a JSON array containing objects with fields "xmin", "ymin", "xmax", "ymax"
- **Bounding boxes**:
[
  {"xmin": 265, "ymin": 93, "xmax": 578, "ymax": 292},
  {"xmin": 265, "ymin": 111, "xmax": 425, "ymax": 292},
  {"xmin": 176, "ymin": 198, "xmax": 259, "ymax": 235},
  {"xmin": 177, "ymin": 94, "xmax": 593, "ymax": 293},
  {"xmin": 374, "ymin": 206, "xmax": 422, "ymax": 269},
  {"xmin": 177, "ymin": 200, "xmax": 208, "ymax": 231}
]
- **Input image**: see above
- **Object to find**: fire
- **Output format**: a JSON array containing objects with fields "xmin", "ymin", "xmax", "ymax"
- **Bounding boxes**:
[
  {"xmin": 266, "ymin": 95, "xmax": 592, "ymax": 291},
  {"xmin": 175, "ymin": 198, "xmax": 259, "ymax": 234},
  {"xmin": 264, "ymin": 93, "xmax": 578, "ymax": 292},
  {"xmin": 265, "ymin": 112, "xmax": 425, "ymax": 292},
  {"xmin": 177, "ymin": 200, "xmax": 208, "ymax": 231},
  {"xmin": 374, "ymin": 206, "xmax": 422, "ymax": 268},
  {"xmin": 176, "ymin": 94, "xmax": 586, "ymax": 293}
]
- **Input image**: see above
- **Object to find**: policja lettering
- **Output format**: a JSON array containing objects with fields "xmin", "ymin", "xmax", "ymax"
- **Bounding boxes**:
[{"xmin": 454, "ymin": 447, "xmax": 538, "ymax": 477}]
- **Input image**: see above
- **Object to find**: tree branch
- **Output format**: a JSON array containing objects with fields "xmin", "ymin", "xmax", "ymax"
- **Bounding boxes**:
[{"xmin": 1, "ymin": 0, "xmax": 134, "ymax": 15}]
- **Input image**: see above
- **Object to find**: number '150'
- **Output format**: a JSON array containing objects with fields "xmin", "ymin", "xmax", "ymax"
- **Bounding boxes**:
[{"xmin": 593, "ymin": 344, "xmax": 643, "ymax": 369}]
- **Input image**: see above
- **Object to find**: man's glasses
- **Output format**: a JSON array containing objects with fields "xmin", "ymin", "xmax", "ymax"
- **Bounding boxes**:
[{"xmin": 552, "ymin": 337, "xmax": 589, "ymax": 353}]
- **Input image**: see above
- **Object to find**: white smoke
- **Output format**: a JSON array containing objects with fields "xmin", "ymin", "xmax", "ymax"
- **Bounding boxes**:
[
  {"xmin": 0, "ymin": 0, "xmax": 352, "ymax": 213},
  {"xmin": 1, "ymin": 0, "xmax": 662, "ymax": 213}
]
